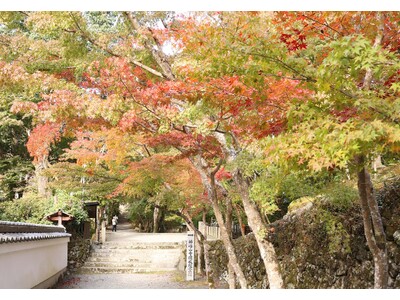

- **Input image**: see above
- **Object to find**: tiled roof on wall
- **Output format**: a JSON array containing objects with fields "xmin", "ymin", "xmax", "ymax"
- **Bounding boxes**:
[{"xmin": 0, "ymin": 221, "xmax": 71, "ymax": 244}]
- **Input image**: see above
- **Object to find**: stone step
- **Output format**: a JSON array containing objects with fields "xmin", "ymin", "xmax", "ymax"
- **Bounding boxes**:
[
  {"xmin": 83, "ymin": 261, "xmax": 153, "ymax": 268},
  {"xmin": 95, "ymin": 242, "xmax": 184, "ymax": 250},
  {"xmin": 88, "ymin": 255, "xmax": 181, "ymax": 265},
  {"xmin": 83, "ymin": 261, "xmax": 179, "ymax": 269},
  {"xmin": 78, "ymin": 266, "xmax": 177, "ymax": 274},
  {"xmin": 89, "ymin": 249, "xmax": 182, "ymax": 258},
  {"xmin": 92, "ymin": 245, "xmax": 183, "ymax": 251},
  {"xmin": 81, "ymin": 236, "xmax": 185, "ymax": 275},
  {"xmin": 86, "ymin": 256, "xmax": 151, "ymax": 263}
]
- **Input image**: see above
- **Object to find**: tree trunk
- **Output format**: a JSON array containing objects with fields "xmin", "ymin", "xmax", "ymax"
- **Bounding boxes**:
[
  {"xmin": 233, "ymin": 169, "xmax": 284, "ymax": 289},
  {"xmin": 35, "ymin": 156, "xmax": 50, "ymax": 198},
  {"xmin": 203, "ymin": 242, "xmax": 215, "ymax": 288},
  {"xmin": 356, "ymin": 156, "xmax": 388, "ymax": 288},
  {"xmin": 357, "ymin": 12, "xmax": 388, "ymax": 289},
  {"xmin": 227, "ymin": 263, "xmax": 236, "ymax": 289},
  {"xmin": 197, "ymin": 239, "xmax": 205, "ymax": 276},
  {"xmin": 234, "ymin": 204, "xmax": 246, "ymax": 237},
  {"xmin": 192, "ymin": 156, "xmax": 248, "ymax": 289},
  {"xmin": 225, "ymin": 197, "xmax": 236, "ymax": 288},
  {"xmin": 153, "ymin": 202, "xmax": 161, "ymax": 233},
  {"xmin": 210, "ymin": 199, "xmax": 247, "ymax": 288},
  {"xmin": 225, "ymin": 197, "xmax": 233, "ymax": 238},
  {"xmin": 175, "ymin": 209, "xmax": 213, "ymax": 286}
]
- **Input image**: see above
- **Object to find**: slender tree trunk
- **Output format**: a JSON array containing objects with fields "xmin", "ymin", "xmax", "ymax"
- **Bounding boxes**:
[
  {"xmin": 225, "ymin": 197, "xmax": 233, "ymax": 238},
  {"xmin": 356, "ymin": 156, "xmax": 388, "ymax": 288},
  {"xmin": 234, "ymin": 204, "xmax": 246, "ymax": 237},
  {"xmin": 233, "ymin": 169, "xmax": 284, "ymax": 289},
  {"xmin": 227, "ymin": 263, "xmax": 236, "ymax": 289},
  {"xmin": 214, "ymin": 131, "xmax": 283, "ymax": 288},
  {"xmin": 357, "ymin": 12, "xmax": 388, "ymax": 289},
  {"xmin": 35, "ymin": 156, "xmax": 50, "ymax": 198},
  {"xmin": 192, "ymin": 156, "xmax": 248, "ymax": 289},
  {"xmin": 153, "ymin": 202, "xmax": 161, "ymax": 233},
  {"xmin": 197, "ymin": 239, "xmax": 205, "ymax": 276},
  {"xmin": 210, "ymin": 199, "xmax": 247, "ymax": 288},
  {"xmin": 225, "ymin": 197, "xmax": 236, "ymax": 288},
  {"xmin": 176, "ymin": 209, "xmax": 214, "ymax": 287}
]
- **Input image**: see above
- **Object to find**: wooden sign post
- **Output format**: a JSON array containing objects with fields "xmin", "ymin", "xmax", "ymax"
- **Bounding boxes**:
[{"xmin": 186, "ymin": 231, "xmax": 195, "ymax": 281}]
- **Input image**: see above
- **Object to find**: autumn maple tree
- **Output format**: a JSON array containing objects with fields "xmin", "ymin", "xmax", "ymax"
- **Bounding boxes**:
[{"xmin": 263, "ymin": 12, "xmax": 400, "ymax": 289}]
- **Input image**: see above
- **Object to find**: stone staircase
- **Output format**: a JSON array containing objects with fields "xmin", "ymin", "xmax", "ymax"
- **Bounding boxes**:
[{"xmin": 78, "ymin": 240, "xmax": 185, "ymax": 274}]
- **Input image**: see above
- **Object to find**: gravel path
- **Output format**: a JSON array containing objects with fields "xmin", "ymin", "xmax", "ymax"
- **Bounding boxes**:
[{"xmin": 54, "ymin": 272, "xmax": 210, "ymax": 289}]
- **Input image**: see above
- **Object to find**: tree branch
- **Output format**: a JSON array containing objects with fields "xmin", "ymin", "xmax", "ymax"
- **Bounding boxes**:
[
  {"xmin": 122, "ymin": 11, "xmax": 175, "ymax": 80},
  {"xmin": 69, "ymin": 12, "xmax": 166, "ymax": 79}
]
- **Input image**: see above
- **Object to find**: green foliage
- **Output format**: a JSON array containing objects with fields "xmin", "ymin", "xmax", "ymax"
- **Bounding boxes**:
[
  {"xmin": 127, "ymin": 198, "xmax": 154, "ymax": 231},
  {"xmin": 317, "ymin": 208, "xmax": 351, "ymax": 255},
  {"xmin": 322, "ymin": 183, "xmax": 359, "ymax": 211},
  {"xmin": 287, "ymin": 196, "xmax": 315, "ymax": 214},
  {"xmin": 163, "ymin": 214, "xmax": 184, "ymax": 231},
  {"xmin": 249, "ymin": 177, "xmax": 280, "ymax": 216},
  {"xmin": 0, "ymin": 188, "xmax": 88, "ymax": 225},
  {"xmin": 0, "ymin": 191, "xmax": 51, "ymax": 224},
  {"xmin": 50, "ymin": 190, "xmax": 88, "ymax": 225},
  {"xmin": 249, "ymin": 166, "xmax": 326, "ymax": 215},
  {"xmin": 0, "ymin": 157, "xmax": 33, "ymax": 201},
  {"xmin": 0, "ymin": 80, "xmax": 34, "ymax": 201}
]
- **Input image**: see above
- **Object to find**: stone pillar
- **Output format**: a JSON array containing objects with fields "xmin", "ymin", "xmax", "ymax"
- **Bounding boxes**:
[{"xmin": 101, "ymin": 220, "xmax": 106, "ymax": 244}]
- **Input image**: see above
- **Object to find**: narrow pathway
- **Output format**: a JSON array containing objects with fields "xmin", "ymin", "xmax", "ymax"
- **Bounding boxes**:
[
  {"xmin": 54, "ymin": 272, "xmax": 208, "ymax": 289},
  {"xmin": 54, "ymin": 218, "xmax": 210, "ymax": 289}
]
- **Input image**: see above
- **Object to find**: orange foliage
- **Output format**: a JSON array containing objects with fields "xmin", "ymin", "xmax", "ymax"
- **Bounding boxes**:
[{"xmin": 26, "ymin": 122, "xmax": 61, "ymax": 163}]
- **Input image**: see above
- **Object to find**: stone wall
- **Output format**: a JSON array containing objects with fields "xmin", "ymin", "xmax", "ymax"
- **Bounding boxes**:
[
  {"xmin": 67, "ymin": 237, "xmax": 91, "ymax": 272},
  {"xmin": 206, "ymin": 180, "xmax": 400, "ymax": 288}
]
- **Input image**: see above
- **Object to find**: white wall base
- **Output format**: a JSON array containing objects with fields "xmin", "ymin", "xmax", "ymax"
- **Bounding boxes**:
[{"xmin": 0, "ymin": 237, "xmax": 70, "ymax": 289}]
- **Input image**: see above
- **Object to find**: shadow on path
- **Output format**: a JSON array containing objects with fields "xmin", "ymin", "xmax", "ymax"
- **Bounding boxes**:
[
  {"xmin": 54, "ymin": 272, "xmax": 210, "ymax": 289},
  {"xmin": 54, "ymin": 218, "xmax": 213, "ymax": 289}
]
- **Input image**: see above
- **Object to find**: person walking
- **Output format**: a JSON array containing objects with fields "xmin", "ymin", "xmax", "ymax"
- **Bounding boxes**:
[{"xmin": 112, "ymin": 215, "xmax": 118, "ymax": 232}]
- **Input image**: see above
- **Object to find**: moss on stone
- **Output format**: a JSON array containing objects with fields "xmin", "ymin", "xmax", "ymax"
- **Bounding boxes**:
[{"xmin": 207, "ymin": 178, "xmax": 400, "ymax": 288}]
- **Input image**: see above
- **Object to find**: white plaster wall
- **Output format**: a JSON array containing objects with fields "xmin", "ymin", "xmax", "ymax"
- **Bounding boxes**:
[{"xmin": 0, "ymin": 237, "xmax": 70, "ymax": 289}]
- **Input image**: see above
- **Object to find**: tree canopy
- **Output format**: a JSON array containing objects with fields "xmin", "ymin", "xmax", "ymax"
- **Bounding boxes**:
[{"xmin": 0, "ymin": 11, "xmax": 399, "ymax": 289}]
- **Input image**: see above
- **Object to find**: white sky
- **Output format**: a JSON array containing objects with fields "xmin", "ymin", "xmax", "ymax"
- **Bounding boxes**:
[{"xmin": 1, "ymin": 0, "xmax": 399, "ymax": 11}]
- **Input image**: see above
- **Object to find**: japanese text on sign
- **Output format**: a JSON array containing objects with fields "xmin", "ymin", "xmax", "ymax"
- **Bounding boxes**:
[{"xmin": 186, "ymin": 231, "xmax": 195, "ymax": 281}]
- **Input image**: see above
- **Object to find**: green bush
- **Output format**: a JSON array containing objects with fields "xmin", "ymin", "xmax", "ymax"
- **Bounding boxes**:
[
  {"xmin": 0, "ymin": 189, "xmax": 88, "ymax": 225},
  {"xmin": 317, "ymin": 209, "xmax": 351, "ymax": 255},
  {"xmin": 49, "ymin": 190, "xmax": 88, "ymax": 225},
  {"xmin": 128, "ymin": 198, "xmax": 154, "ymax": 231},
  {"xmin": 322, "ymin": 183, "xmax": 358, "ymax": 211},
  {"xmin": 0, "ymin": 191, "xmax": 51, "ymax": 224}
]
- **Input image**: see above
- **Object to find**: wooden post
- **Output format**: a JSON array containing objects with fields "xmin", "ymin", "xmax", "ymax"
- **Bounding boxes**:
[{"xmin": 57, "ymin": 210, "xmax": 62, "ymax": 226}]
